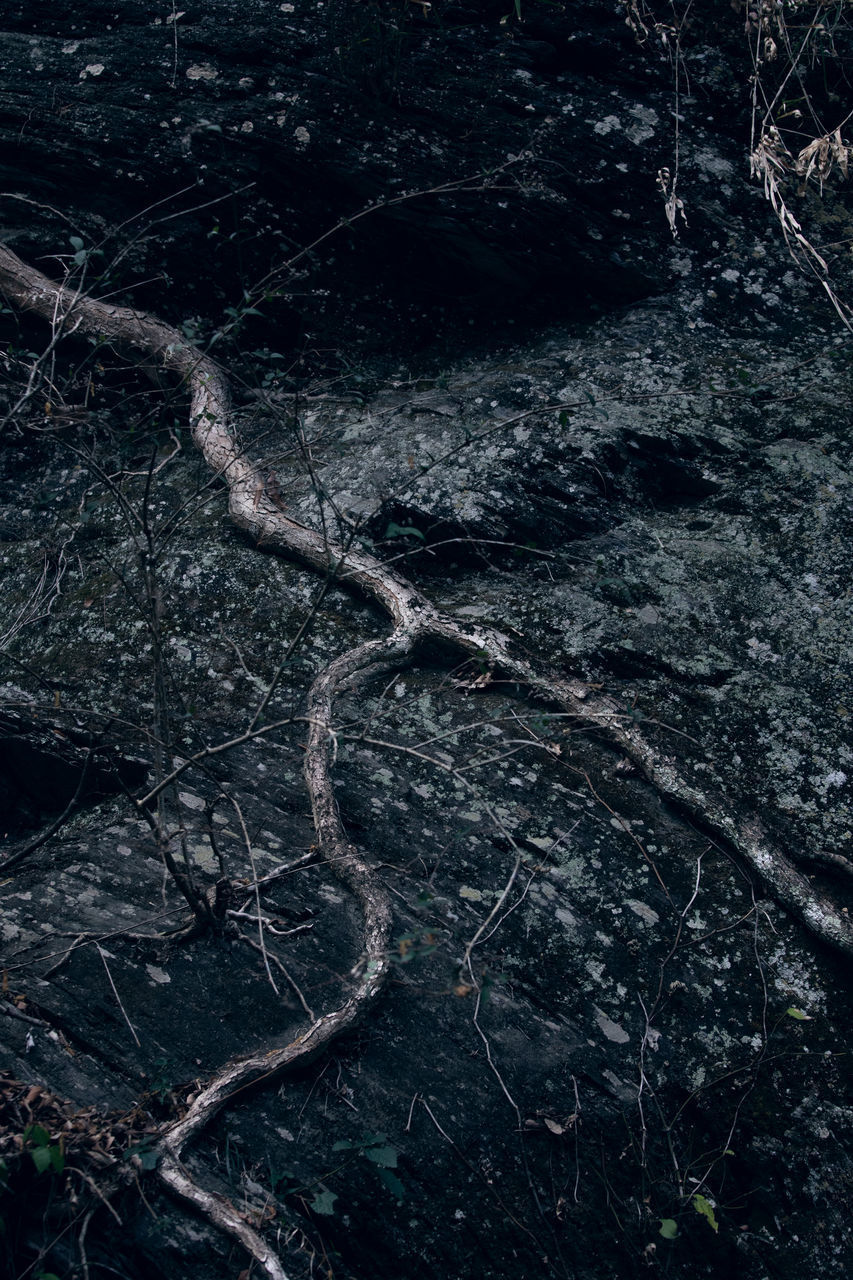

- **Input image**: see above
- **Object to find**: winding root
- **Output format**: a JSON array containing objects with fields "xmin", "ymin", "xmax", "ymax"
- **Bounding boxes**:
[{"xmin": 2, "ymin": 241, "xmax": 851, "ymax": 1277}]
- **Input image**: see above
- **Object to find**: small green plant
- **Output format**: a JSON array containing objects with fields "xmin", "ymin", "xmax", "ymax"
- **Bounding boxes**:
[
  {"xmin": 248, "ymin": 347, "xmax": 290, "ymax": 390},
  {"xmin": 67, "ymin": 236, "xmax": 104, "ymax": 273},
  {"xmin": 123, "ymin": 1139, "xmax": 159, "ymax": 1171},
  {"xmin": 691, "ymin": 1193, "xmax": 719, "ymax": 1233},
  {"xmin": 218, "ymin": 298, "xmax": 264, "ymax": 342},
  {"xmin": 146, "ymin": 1057, "xmax": 176, "ymax": 1105},
  {"xmin": 267, "ymin": 1162, "xmax": 298, "ymax": 1196},
  {"xmin": 332, "ymin": 1132, "xmax": 405, "ymax": 1201},
  {"xmin": 23, "ymin": 1124, "xmax": 64, "ymax": 1176},
  {"xmin": 309, "ymin": 1188, "xmax": 338, "ymax": 1216},
  {"xmin": 384, "ymin": 521, "xmax": 425, "ymax": 542},
  {"xmin": 391, "ymin": 929, "xmax": 439, "ymax": 964}
]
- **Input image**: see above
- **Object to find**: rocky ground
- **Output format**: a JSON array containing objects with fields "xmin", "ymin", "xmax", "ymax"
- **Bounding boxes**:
[{"xmin": 1, "ymin": 2, "xmax": 852, "ymax": 1278}]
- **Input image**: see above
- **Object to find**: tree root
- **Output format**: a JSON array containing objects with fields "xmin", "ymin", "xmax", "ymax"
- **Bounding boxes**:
[{"xmin": 2, "ymin": 240, "xmax": 852, "ymax": 1278}]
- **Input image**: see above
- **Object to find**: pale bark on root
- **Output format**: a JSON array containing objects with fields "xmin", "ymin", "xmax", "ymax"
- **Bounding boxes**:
[{"xmin": 2, "ymin": 242, "xmax": 852, "ymax": 1276}]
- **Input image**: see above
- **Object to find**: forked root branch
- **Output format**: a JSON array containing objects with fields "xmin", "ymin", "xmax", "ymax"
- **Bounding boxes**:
[{"xmin": 2, "ymin": 241, "xmax": 850, "ymax": 1277}]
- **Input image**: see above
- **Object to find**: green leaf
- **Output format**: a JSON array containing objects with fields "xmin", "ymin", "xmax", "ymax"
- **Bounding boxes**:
[
  {"xmin": 48, "ymin": 1146, "xmax": 65, "ymax": 1174},
  {"xmin": 124, "ymin": 1142, "xmax": 159, "ymax": 1170},
  {"xmin": 310, "ymin": 1189, "xmax": 338, "ymax": 1216},
  {"xmin": 25, "ymin": 1124, "xmax": 51, "ymax": 1147},
  {"xmin": 268, "ymin": 1165, "xmax": 296, "ymax": 1192},
  {"xmin": 365, "ymin": 1144, "xmax": 398, "ymax": 1169},
  {"xmin": 30, "ymin": 1146, "xmax": 52, "ymax": 1175},
  {"xmin": 786, "ymin": 1007, "xmax": 811, "ymax": 1020},
  {"xmin": 691, "ymin": 1194, "xmax": 719, "ymax": 1233},
  {"xmin": 69, "ymin": 236, "xmax": 85, "ymax": 252},
  {"xmin": 332, "ymin": 1139, "xmax": 358, "ymax": 1152},
  {"xmin": 376, "ymin": 1166, "xmax": 405, "ymax": 1200},
  {"xmin": 385, "ymin": 522, "xmax": 425, "ymax": 542},
  {"xmin": 659, "ymin": 1218, "xmax": 678, "ymax": 1239}
]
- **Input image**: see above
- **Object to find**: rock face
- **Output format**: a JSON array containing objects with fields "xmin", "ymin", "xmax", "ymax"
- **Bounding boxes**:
[{"xmin": 1, "ymin": 3, "xmax": 852, "ymax": 1279}]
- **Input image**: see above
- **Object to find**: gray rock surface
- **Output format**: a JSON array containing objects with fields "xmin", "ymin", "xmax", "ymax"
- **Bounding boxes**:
[{"xmin": 1, "ymin": 2, "xmax": 852, "ymax": 1278}]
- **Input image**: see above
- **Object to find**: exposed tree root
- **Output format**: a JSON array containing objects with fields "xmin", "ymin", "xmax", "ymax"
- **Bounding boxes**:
[{"xmin": 2, "ymin": 240, "xmax": 851, "ymax": 1276}]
